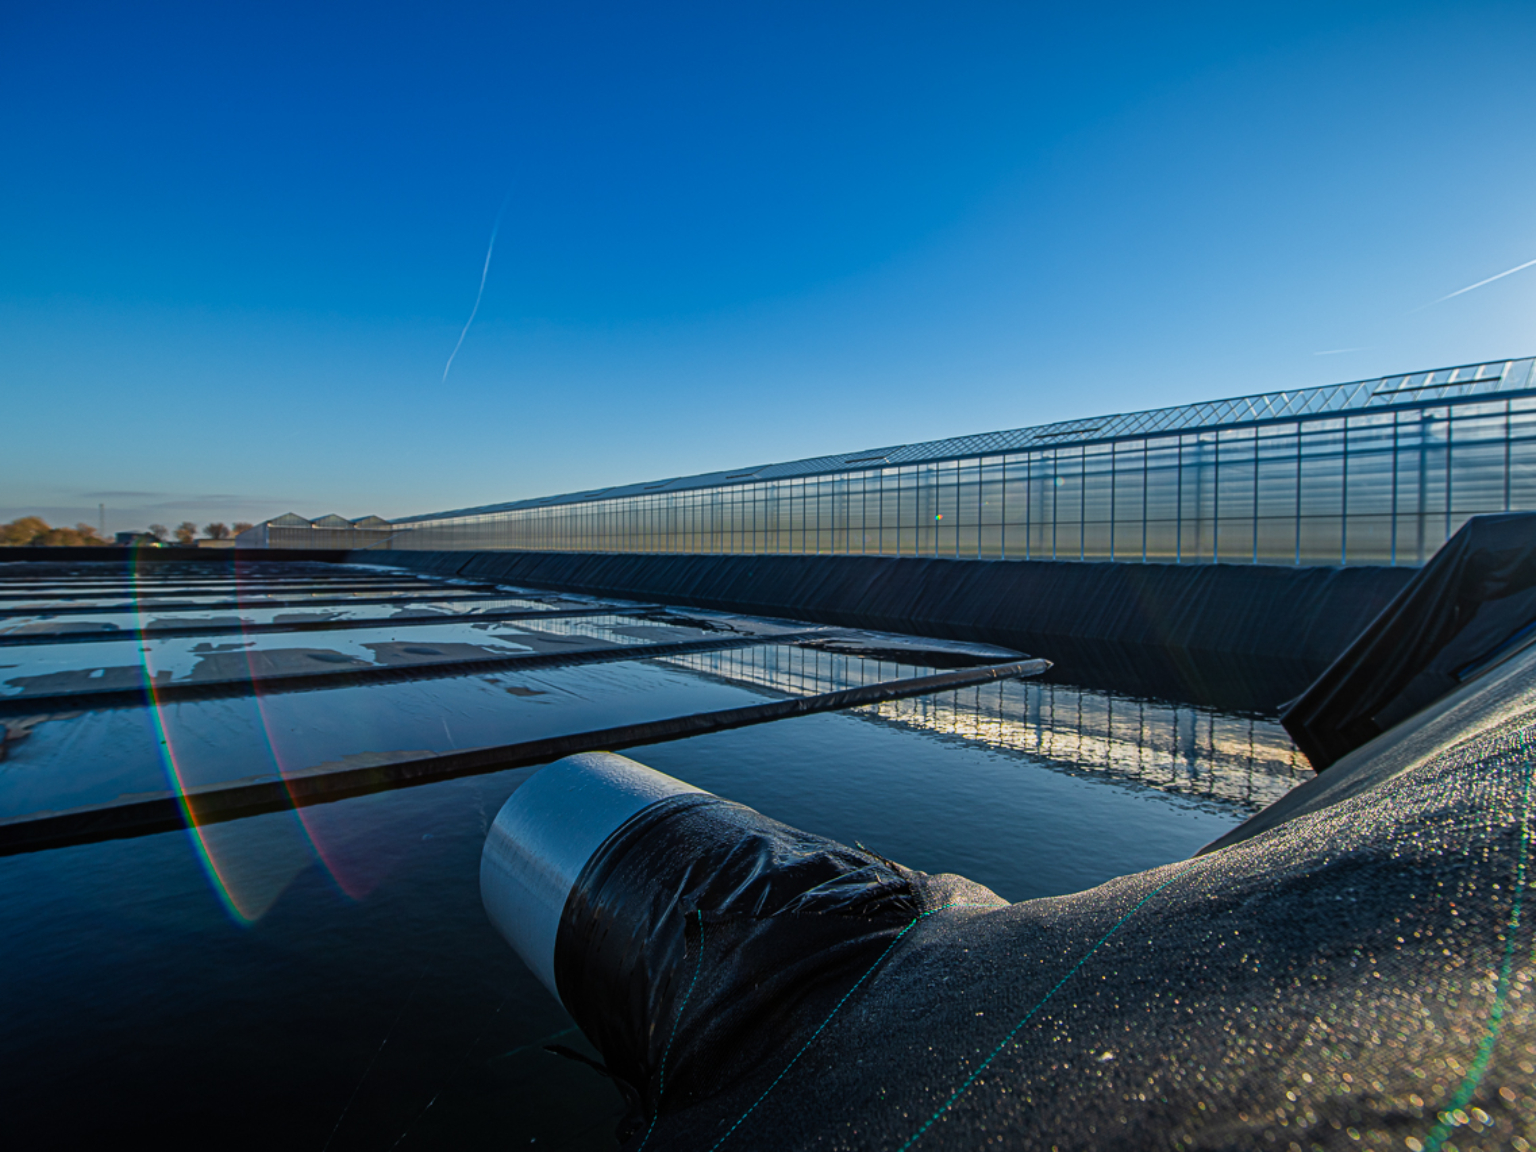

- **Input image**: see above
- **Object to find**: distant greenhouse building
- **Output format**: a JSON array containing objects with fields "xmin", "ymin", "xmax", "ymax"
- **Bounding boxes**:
[
  {"xmin": 383, "ymin": 356, "xmax": 1536, "ymax": 568},
  {"xmin": 236, "ymin": 513, "xmax": 395, "ymax": 550}
]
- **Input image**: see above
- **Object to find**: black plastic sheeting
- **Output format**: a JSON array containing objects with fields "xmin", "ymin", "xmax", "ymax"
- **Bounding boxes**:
[
  {"xmin": 541, "ymin": 650, "xmax": 1536, "ymax": 1150},
  {"xmin": 552, "ymin": 792, "xmax": 955, "ymax": 1143},
  {"xmin": 1283, "ymin": 512, "xmax": 1536, "ymax": 770},
  {"xmin": 364, "ymin": 551, "xmax": 1413, "ymax": 712}
]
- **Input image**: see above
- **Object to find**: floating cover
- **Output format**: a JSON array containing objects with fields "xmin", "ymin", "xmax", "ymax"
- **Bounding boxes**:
[
  {"xmin": 1284, "ymin": 511, "xmax": 1536, "ymax": 769},
  {"xmin": 484, "ymin": 635, "xmax": 1536, "ymax": 1151}
]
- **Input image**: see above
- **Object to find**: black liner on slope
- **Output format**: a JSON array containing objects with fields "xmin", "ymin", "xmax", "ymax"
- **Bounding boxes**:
[{"xmin": 1283, "ymin": 511, "xmax": 1536, "ymax": 769}]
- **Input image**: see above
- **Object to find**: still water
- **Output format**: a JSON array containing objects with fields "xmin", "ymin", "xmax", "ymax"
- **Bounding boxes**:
[{"xmin": 2, "ymin": 589, "xmax": 1298, "ymax": 1149}]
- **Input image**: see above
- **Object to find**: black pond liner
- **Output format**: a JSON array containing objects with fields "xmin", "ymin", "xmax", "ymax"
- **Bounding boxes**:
[
  {"xmin": 0, "ymin": 631, "xmax": 818, "ymax": 716},
  {"xmin": 513, "ymin": 637, "xmax": 1536, "ymax": 1150},
  {"xmin": 1284, "ymin": 511, "xmax": 1536, "ymax": 769},
  {"xmin": 0, "ymin": 590, "xmax": 530, "ymax": 619},
  {"xmin": 368, "ymin": 549, "xmax": 1415, "ymax": 713},
  {"xmin": 0, "ymin": 605, "xmax": 630, "ymax": 647},
  {"xmin": 0, "ymin": 658, "xmax": 1048, "ymax": 856}
]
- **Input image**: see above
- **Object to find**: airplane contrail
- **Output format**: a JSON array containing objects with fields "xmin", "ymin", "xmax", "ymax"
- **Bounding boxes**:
[
  {"xmin": 442, "ymin": 194, "xmax": 513, "ymax": 383},
  {"xmin": 1427, "ymin": 256, "xmax": 1536, "ymax": 307}
]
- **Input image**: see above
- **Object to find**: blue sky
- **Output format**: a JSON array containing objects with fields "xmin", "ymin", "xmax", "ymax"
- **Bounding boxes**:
[{"xmin": 4, "ymin": 1, "xmax": 1535, "ymax": 531}]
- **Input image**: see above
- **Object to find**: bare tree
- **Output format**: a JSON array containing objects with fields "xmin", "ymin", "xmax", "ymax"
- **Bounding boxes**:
[
  {"xmin": 204, "ymin": 522, "xmax": 231, "ymax": 540},
  {"xmin": 175, "ymin": 521, "xmax": 198, "ymax": 545},
  {"xmin": 232, "ymin": 522, "xmax": 254, "ymax": 536},
  {"xmin": 147, "ymin": 524, "xmax": 169, "ymax": 542}
]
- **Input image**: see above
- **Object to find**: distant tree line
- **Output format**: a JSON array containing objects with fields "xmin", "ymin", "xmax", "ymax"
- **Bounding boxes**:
[
  {"xmin": 0, "ymin": 517, "xmax": 258, "ymax": 547},
  {"xmin": 0, "ymin": 517, "xmax": 108, "ymax": 547}
]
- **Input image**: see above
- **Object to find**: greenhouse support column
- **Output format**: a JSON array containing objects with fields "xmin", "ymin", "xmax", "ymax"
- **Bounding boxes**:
[
  {"xmin": 1251, "ymin": 426, "xmax": 1259, "ymax": 565},
  {"xmin": 1108, "ymin": 441, "xmax": 1117, "ymax": 562},
  {"xmin": 1294, "ymin": 424, "xmax": 1303, "ymax": 566},
  {"xmin": 976, "ymin": 459, "xmax": 984, "ymax": 559},
  {"xmin": 1000, "ymin": 456, "xmax": 1008, "ymax": 559},
  {"xmin": 1506, "ymin": 399, "xmax": 1513, "ymax": 512},
  {"xmin": 932, "ymin": 466, "xmax": 939, "ymax": 559},
  {"xmin": 1445, "ymin": 409, "xmax": 1454, "ymax": 544},
  {"xmin": 1175, "ymin": 438, "xmax": 1184, "ymax": 564},
  {"xmin": 861, "ymin": 471, "xmax": 869, "ymax": 555},
  {"xmin": 1390, "ymin": 414, "xmax": 1400, "ymax": 566},
  {"xmin": 1078, "ymin": 444, "xmax": 1086, "ymax": 562},
  {"xmin": 878, "ymin": 471, "xmax": 884, "ymax": 556},
  {"xmin": 1051, "ymin": 452, "xmax": 1059, "ymax": 561},
  {"xmin": 817, "ymin": 478, "xmax": 824, "ymax": 556},
  {"xmin": 1024, "ymin": 454, "xmax": 1032, "ymax": 560},
  {"xmin": 1212, "ymin": 434, "xmax": 1220, "ymax": 564},
  {"xmin": 803, "ymin": 480, "xmax": 811, "ymax": 555},
  {"xmin": 929, "ymin": 465, "xmax": 937, "ymax": 559},
  {"xmin": 1141, "ymin": 439, "xmax": 1149, "ymax": 564},
  {"xmin": 1340, "ymin": 419, "xmax": 1350, "ymax": 566}
]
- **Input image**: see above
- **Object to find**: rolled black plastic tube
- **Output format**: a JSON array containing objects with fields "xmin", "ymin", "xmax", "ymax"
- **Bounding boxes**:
[{"xmin": 482, "ymin": 752, "xmax": 937, "ymax": 1143}]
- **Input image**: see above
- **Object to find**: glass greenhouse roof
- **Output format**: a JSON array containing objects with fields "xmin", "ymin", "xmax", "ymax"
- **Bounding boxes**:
[{"xmin": 397, "ymin": 355, "xmax": 1534, "ymax": 523}]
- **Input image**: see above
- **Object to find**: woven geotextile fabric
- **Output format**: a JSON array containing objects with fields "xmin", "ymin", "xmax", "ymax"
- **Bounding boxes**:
[{"xmin": 627, "ymin": 699, "xmax": 1536, "ymax": 1151}]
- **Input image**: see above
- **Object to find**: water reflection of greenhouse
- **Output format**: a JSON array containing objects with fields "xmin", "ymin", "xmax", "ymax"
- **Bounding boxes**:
[
  {"xmin": 664, "ymin": 645, "xmax": 1305, "ymax": 811},
  {"xmin": 389, "ymin": 357, "xmax": 1535, "ymax": 568}
]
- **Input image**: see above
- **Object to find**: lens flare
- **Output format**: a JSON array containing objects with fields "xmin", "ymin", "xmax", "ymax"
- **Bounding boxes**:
[
  {"xmin": 231, "ymin": 563, "xmax": 383, "ymax": 902},
  {"xmin": 130, "ymin": 552, "xmax": 260, "ymax": 923},
  {"xmin": 130, "ymin": 557, "xmax": 364, "ymax": 922}
]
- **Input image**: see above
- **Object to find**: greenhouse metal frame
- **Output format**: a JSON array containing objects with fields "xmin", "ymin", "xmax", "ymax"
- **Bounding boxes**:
[{"xmin": 390, "ymin": 356, "xmax": 1536, "ymax": 567}]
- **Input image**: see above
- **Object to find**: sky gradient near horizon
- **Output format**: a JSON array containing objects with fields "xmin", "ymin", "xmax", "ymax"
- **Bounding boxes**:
[{"xmin": 4, "ymin": 1, "xmax": 1536, "ymax": 533}]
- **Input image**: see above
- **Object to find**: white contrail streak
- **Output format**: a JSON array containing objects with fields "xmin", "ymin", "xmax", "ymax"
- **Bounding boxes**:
[
  {"xmin": 442, "ymin": 195, "xmax": 512, "ymax": 383},
  {"xmin": 1430, "ymin": 257, "xmax": 1536, "ymax": 305}
]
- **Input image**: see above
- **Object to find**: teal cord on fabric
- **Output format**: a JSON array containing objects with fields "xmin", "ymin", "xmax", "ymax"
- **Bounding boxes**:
[
  {"xmin": 1419, "ymin": 746, "xmax": 1534, "ymax": 1152},
  {"xmin": 896, "ymin": 863, "xmax": 1199, "ymax": 1151},
  {"xmin": 635, "ymin": 910, "xmax": 707, "ymax": 1152},
  {"xmin": 705, "ymin": 901, "xmax": 980, "ymax": 1152}
]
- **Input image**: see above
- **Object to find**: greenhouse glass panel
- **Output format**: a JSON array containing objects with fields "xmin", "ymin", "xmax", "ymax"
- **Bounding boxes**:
[{"xmin": 383, "ymin": 357, "xmax": 1536, "ymax": 566}]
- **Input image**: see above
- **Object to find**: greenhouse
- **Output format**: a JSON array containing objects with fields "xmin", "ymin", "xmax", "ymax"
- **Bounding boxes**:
[
  {"xmin": 389, "ymin": 356, "xmax": 1536, "ymax": 566},
  {"xmin": 236, "ymin": 512, "xmax": 395, "ymax": 550}
]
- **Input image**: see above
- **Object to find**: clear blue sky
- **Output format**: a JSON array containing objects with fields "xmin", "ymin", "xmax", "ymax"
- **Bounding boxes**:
[{"xmin": 4, "ymin": 1, "xmax": 1535, "ymax": 531}]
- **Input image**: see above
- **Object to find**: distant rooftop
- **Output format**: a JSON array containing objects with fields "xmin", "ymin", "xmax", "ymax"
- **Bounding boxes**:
[{"xmin": 396, "ymin": 355, "xmax": 1535, "ymax": 523}]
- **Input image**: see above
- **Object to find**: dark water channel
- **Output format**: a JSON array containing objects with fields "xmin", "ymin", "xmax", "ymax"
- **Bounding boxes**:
[{"xmin": 0, "ymin": 565, "xmax": 1302, "ymax": 1149}]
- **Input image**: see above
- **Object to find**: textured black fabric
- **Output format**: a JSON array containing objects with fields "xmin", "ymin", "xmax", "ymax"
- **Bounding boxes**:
[
  {"xmin": 364, "ymin": 550, "xmax": 1412, "ymax": 711},
  {"xmin": 545, "ymin": 655, "xmax": 1536, "ymax": 1151},
  {"xmin": 1284, "ymin": 512, "xmax": 1536, "ymax": 769},
  {"xmin": 551, "ymin": 792, "xmax": 985, "ymax": 1142}
]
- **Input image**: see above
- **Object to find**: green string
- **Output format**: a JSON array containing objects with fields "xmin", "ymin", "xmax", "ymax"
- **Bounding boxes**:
[
  {"xmin": 708, "ymin": 901, "xmax": 981, "ymax": 1152},
  {"xmin": 1420, "ymin": 746, "xmax": 1533, "ymax": 1152},
  {"xmin": 635, "ymin": 909, "xmax": 706, "ymax": 1152},
  {"xmin": 897, "ymin": 863, "xmax": 1199, "ymax": 1151}
]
